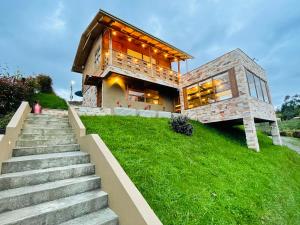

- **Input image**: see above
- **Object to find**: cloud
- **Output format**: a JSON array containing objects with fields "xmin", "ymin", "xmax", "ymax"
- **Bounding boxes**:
[
  {"xmin": 43, "ymin": 1, "xmax": 66, "ymax": 32},
  {"xmin": 147, "ymin": 15, "xmax": 163, "ymax": 37}
]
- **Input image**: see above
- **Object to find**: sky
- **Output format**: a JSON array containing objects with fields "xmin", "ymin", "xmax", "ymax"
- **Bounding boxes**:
[{"xmin": 0, "ymin": 0, "xmax": 299, "ymax": 106}]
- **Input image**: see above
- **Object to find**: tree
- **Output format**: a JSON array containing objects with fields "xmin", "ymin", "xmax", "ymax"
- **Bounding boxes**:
[
  {"xmin": 36, "ymin": 74, "xmax": 53, "ymax": 93},
  {"xmin": 281, "ymin": 94, "xmax": 300, "ymax": 120}
]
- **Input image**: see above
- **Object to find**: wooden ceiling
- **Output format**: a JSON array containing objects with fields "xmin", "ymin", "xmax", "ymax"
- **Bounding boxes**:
[{"xmin": 72, "ymin": 9, "xmax": 193, "ymax": 73}]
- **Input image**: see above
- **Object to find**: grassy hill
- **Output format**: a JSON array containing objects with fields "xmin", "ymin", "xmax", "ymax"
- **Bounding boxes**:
[
  {"xmin": 33, "ymin": 92, "xmax": 67, "ymax": 110},
  {"xmin": 81, "ymin": 116, "xmax": 300, "ymax": 225}
]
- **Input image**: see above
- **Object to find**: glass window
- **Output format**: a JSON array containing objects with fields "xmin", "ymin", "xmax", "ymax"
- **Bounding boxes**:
[
  {"xmin": 94, "ymin": 46, "xmax": 101, "ymax": 65},
  {"xmin": 213, "ymin": 72, "xmax": 232, "ymax": 101},
  {"xmin": 246, "ymin": 71, "xmax": 257, "ymax": 98},
  {"xmin": 186, "ymin": 84, "xmax": 201, "ymax": 109},
  {"xmin": 261, "ymin": 80, "xmax": 269, "ymax": 103},
  {"xmin": 246, "ymin": 69, "xmax": 270, "ymax": 103},
  {"xmin": 127, "ymin": 49, "xmax": 142, "ymax": 60},
  {"xmin": 254, "ymin": 76, "xmax": 264, "ymax": 101},
  {"xmin": 199, "ymin": 79, "xmax": 215, "ymax": 105},
  {"xmin": 128, "ymin": 90, "xmax": 144, "ymax": 102},
  {"xmin": 145, "ymin": 89, "xmax": 160, "ymax": 105},
  {"xmin": 184, "ymin": 71, "xmax": 234, "ymax": 109}
]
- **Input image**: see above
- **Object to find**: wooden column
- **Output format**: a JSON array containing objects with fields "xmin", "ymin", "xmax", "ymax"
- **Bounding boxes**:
[
  {"xmin": 149, "ymin": 46, "xmax": 154, "ymax": 77},
  {"xmin": 177, "ymin": 61, "xmax": 181, "ymax": 81},
  {"xmin": 109, "ymin": 30, "xmax": 113, "ymax": 65}
]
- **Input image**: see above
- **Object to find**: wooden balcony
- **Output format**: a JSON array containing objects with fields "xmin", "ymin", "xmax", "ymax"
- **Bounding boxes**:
[{"xmin": 102, "ymin": 50, "xmax": 180, "ymax": 87}]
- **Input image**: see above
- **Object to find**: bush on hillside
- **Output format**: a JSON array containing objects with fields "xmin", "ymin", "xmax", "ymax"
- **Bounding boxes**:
[
  {"xmin": 36, "ymin": 74, "xmax": 53, "ymax": 93},
  {"xmin": 170, "ymin": 115, "xmax": 193, "ymax": 136},
  {"xmin": 0, "ymin": 76, "xmax": 35, "ymax": 115}
]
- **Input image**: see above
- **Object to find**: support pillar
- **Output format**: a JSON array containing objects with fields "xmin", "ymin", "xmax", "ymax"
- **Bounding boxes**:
[
  {"xmin": 109, "ymin": 30, "xmax": 113, "ymax": 65},
  {"xmin": 270, "ymin": 120, "xmax": 282, "ymax": 146},
  {"xmin": 243, "ymin": 116, "xmax": 260, "ymax": 151}
]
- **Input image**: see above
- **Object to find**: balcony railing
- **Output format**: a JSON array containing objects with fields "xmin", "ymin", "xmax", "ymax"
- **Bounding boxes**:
[{"xmin": 103, "ymin": 50, "xmax": 179, "ymax": 85}]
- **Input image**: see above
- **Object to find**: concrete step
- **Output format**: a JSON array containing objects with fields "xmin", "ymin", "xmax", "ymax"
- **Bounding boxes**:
[
  {"xmin": 0, "ymin": 163, "xmax": 95, "ymax": 191},
  {"xmin": 16, "ymin": 138, "xmax": 77, "ymax": 147},
  {"xmin": 25, "ymin": 117, "xmax": 69, "ymax": 122},
  {"xmin": 24, "ymin": 120, "xmax": 70, "ymax": 126},
  {"xmin": 13, "ymin": 144, "xmax": 80, "ymax": 156},
  {"xmin": 61, "ymin": 208, "xmax": 118, "ymax": 225},
  {"xmin": 1, "ymin": 152, "xmax": 90, "ymax": 174},
  {"xmin": 28, "ymin": 114, "xmax": 68, "ymax": 119},
  {"xmin": 23, "ymin": 123, "xmax": 71, "ymax": 129},
  {"xmin": 19, "ymin": 133, "xmax": 76, "ymax": 141},
  {"xmin": 22, "ymin": 128, "xmax": 74, "ymax": 135},
  {"xmin": 0, "ymin": 175, "xmax": 100, "ymax": 213},
  {"xmin": 0, "ymin": 190, "xmax": 108, "ymax": 225}
]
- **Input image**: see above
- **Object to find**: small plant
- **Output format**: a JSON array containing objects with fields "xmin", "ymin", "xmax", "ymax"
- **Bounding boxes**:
[{"xmin": 170, "ymin": 115, "xmax": 193, "ymax": 136}]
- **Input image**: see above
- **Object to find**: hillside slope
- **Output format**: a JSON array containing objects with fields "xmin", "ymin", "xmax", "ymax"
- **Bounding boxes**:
[{"xmin": 81, "ymin": 116, "xmax": 300, "ymax": 225}]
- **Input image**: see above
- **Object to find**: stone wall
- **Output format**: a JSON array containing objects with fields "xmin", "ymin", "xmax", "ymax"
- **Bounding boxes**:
[
  {"xmin": 82, "ymin": 85, "xmax": 97, "ymax": 107},
  {"xmin": 180, "ymin": 49, "xmax": 274, "ymax": 124},
  {"xmin": 179, "ymin": 48, "xmax": 281, "ymax": 151}
]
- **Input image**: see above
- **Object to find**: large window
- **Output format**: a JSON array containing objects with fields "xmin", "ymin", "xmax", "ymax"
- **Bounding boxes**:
[
  {"xmin": 128, "ymin": 89, "xmax": 160, "ymax": 105},
  {"xmin": 246, "ymin": 70, "xmax": 269, "ymax": 103},
  {"xmin": 185, "ymin": 71, "xmax": 233, "ymax": 109}
]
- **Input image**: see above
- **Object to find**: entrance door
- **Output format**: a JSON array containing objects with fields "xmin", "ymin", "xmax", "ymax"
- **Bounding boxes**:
[{"xmin": 97, "ymin": 83, "xmax": 102, "ymax": 107}]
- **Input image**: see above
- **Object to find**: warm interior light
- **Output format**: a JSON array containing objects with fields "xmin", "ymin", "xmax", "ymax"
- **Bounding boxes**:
[
  {"xmin": 105, "ymin": 52, "xmax": 109, "ymax": 56},
  {"xmin": 112, "ymin": 31, "xmax": 117, "ymax": 36},
  {"xmin": 159, "ymin": 67, "xmax": 163, "ymax": 71},
  {"xmin": 196, "ymin": 93, "xmax": 200, "ymax": 97},
  {"xmin": 154, "ymin": 49, "xmax": 157, "ymax": 53},
  {"xmin": 187, "ymin": 96, "xmax": 191, "ymax": 100},
  {"xmin": 147, "ymin": 93, "xmax": 151, "ymax": 97},
  {"xmin": 169, "ymin": 71, "xmax": 173, "ymax": 75},
  {"xmin": 128, "ymin": 37, "xmax": 132, "ymax": 42},
  {"xmin": 142, "ymin": 44, "xmax": 146, "ymax": 48},
  {"xmin": 164, "ymin": 53, "xmax": 168, "ymax": 58},
  {"xmin": 174, "ymin": 58, "xmax": 178, "ymax": 62}
]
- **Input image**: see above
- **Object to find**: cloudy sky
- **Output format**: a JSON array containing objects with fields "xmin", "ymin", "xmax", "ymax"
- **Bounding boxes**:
[{"xmin": 0, "ymin": 0, "xmax": 299, "ymax": 106}]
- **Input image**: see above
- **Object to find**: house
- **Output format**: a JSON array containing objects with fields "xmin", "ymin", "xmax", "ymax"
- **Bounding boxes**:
[{"xmin": 72, "ymin": 9, "xmax": 282, "ymax": 151}]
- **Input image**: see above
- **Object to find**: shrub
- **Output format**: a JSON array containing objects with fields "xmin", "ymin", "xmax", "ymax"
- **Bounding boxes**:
[
  {"xmin": 280, "ymin": 131, "xmax": 294, "ymax": 137},
  {"xmin": 170, "ymin": 115, "xmax": 193, "ymax": 136},
  {"xmin": 36, "ymin": 74, "xmax": 53, "ymax": 93},
  {"xmin": 0, "ymin": 76, "xmax": 34, "ymax": 115},
  {"xmin": 0, "ymin": 112, "xmax": 14, "ymax": 132},
  {"xmin": 292, "ymin": 131, "xmax": 300, "ymax": 138}
]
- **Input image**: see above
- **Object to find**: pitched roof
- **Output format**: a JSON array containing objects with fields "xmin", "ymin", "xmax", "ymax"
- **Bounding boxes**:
[{"xmin": 72, "ymin": 9, "xmax": 193, "ymax": 73}]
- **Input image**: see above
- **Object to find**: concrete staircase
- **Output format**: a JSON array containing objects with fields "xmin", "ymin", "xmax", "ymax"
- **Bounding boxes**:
[{"xmin": 0, "ymin": 113, "xmax": 118, "ymax": 225}]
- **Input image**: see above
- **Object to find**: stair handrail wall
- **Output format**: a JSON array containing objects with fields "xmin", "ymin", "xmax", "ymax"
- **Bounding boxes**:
[
  {"xmin": 0, "ymin": 101, "xmax": 31, "ymax": 173},
  {"xmin": 68, "ymin": 106, "xmax": 163, "ymax": 225}
]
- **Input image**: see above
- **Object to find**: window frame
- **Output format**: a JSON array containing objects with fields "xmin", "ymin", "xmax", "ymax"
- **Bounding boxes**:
[
  {"xmin": 183, "ymin": 69, "xmax": 236, "ymax": 110},
  {"xmin": 245, "ymin": 69, "xmax": 270, "ymax": 103}
]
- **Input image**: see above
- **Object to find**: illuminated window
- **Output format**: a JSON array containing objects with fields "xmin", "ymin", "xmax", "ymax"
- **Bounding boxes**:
[
  {"xmin": 186, "ymin": 84, "xmax": 201, "ymax": 109},
  {"xmin": 127, "ymin": 49, "xmax": 142, "ymax": 60},
  {"xmin": 214, "ymin": 72, "xmax": 232, "ymax": 101},
  {"xmin": 128, "ymin": 90, "xmax": 144, "ymax": 102},
  {"xmin": 184, "ymin": 71, "xmax": 234, "ymax": 109},
  {"xmin": 199, "ymin": 78, "xmax": 215, "ymax": 105},
  {"xmin": 145, "ymin": 90, "xmax": 160, "ymax": 104},
  {"xmin": 128, "ymin": 89, "xmax": 160, "ymax": 105}
]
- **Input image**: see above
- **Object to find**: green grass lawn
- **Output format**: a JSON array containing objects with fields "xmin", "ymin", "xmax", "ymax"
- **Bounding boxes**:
[
  {"xmin": 81, "ymin": 116, "xmax": 300, "ymax": 225},
  {"xmin": 279, "ymin": 119, "xmax": 300, "ymax": 131},
  {"xmin": 33, "ymin": 92, "xmax": 68, "ymax": 110}
]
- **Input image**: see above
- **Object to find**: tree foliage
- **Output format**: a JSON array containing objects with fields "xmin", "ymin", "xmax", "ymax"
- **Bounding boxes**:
[{"xmin": 281, "ymin": 94, "xmax": 300, "ymax": 120}]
